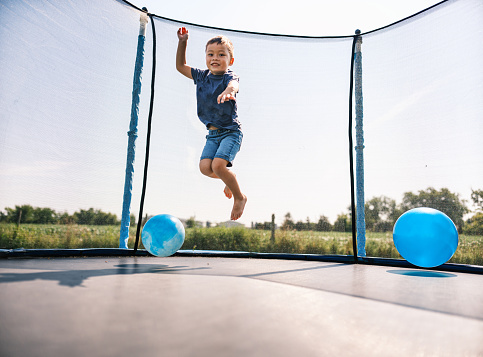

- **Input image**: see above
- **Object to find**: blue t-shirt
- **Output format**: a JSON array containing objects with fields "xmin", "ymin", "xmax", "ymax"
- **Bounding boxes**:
[{"xmin": 191, "ymin": 68, "xmax": 241, "ymax": 131}]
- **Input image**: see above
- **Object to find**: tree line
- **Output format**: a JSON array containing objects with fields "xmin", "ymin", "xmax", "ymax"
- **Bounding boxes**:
[
  {"xmin": 253, "ymin": 187, "xmax": 483, "ymax": 235},
  {"xmin": 0, "ymin": 206, "xmax": 132, "ymax": 226},
  {"xmin": 2, "ymin": 187, "xmax": 482, "ymax": 235}
]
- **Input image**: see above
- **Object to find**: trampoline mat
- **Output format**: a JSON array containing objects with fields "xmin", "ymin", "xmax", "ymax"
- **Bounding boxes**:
[{"xmin": 1, "ymin": 256, "xmax": 482, "ymax": 356}]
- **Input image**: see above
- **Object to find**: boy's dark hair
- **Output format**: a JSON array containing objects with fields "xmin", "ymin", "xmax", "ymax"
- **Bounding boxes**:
[{"xmin": 206, "ymin": 35, "xmax": 234, "ymax": 59}]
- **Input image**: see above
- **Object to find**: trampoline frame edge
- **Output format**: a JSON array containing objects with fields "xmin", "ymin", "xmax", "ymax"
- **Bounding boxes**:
[{"xmin": 0, "ymin": 248, "xmax": 481, "ymax": 275}]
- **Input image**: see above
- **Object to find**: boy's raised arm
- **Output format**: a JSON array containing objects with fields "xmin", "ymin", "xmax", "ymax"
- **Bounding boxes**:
[{"xmin": 176, "ymin": 27, "xmax": 192, "ymax": 79}]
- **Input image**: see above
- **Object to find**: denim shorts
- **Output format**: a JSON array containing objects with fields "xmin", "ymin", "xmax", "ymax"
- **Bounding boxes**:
[{"xmin": 200, "ymin": 129, "xmax": 243, "ymax": 167}]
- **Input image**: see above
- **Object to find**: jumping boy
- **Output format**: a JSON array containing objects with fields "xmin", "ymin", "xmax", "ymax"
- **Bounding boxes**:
[{"xmin": 176, "ymin": 27, "xmax": 247, "ymax": 221}]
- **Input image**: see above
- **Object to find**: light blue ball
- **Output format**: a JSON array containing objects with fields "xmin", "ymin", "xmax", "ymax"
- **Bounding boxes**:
[
  {"xmin": 141, "ymin": 214, "xmax": 185, "ymax": 257},
  {"xmin": 393, "ymin": 207, "xmax": 458, "ymax": 268}
]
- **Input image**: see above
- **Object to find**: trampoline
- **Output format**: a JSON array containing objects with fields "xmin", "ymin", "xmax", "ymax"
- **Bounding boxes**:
[
  {"xmin": 1, "ymin": 0, "xmax": 483, "ymax": 355},
  {"xmin": 1, "ymin": 255, "xmax": 482, "ymax": 356}
]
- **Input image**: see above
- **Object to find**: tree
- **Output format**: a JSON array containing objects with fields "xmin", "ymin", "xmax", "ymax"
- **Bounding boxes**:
[
  {"xmin": 73, "ymin": 208, "xmax": 119, "ymax": 225},
  {"xmin": 463, "ymin": 189, "xmax": 483, "ymax": 235},
  {"xmin": 315, "ymin": 215, "xmax": 332, "ymax": 232},
  {"xmin": 5, "ymin": 205, "xmax": 35, "ymax": 223},
  {"xmin": 4, "ymin": 206, "xmax": 59, "ymax": 224},
  {"xmin": 471, "ymin": 189, "xmax": 483, "ymax": 212},
  {"xmin": 400, "ymin": 187, "xmax": 468, "ymax": 232},
  {"xmin": 334, "ymin": 214, "xmax": 351, "ymax": 232},
  {"xmin": 73, "ymin": 208, "xmax": 96, "ymax": 225},
  {"xmin": 1, "ymin": 205, "xmax": 123, "ymax": 225},
  {"xmin": 365, "ymin": 196, "xmax": 401, "ymax": 232},
  {"xmin": 281, "ymin": 212, "xmax": 294, "ymax": 230},
  {"xmin": 58, "ymin": 212, "xmax": 75, "ymax": 224},
  {"xmin": 32, "ymin": 207, "xmax": 57, "ymax": 224},
  {"xmin": 92, "ymin": 210, "xmax": 118, "ymax": 225},
  {"xmin": 254, "ymin": 222, "xmax": 272, "ymax": 230},
  {"xmin": 294, "ymin": 220, "xmax": 305, "ymax": 231},
  {"xmin": 186, "ymin": 217, "xmax": 200, "ymax": 228},
  {"xmin": 463, "ymin": 213, "xmax": 483, "ymax": 235}
]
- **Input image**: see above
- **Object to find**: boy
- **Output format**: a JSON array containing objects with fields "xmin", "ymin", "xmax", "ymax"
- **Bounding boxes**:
[{"xmin": 176, "ymin": 27, "xmax": 247, "ymax": 221}]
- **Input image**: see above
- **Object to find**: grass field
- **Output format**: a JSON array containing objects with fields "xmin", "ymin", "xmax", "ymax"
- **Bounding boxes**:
[{"xmin": 0, "ymin": 224, "xmax": 481, "ymax": 266}]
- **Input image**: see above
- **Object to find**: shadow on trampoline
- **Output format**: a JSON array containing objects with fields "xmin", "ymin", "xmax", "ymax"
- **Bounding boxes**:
[
  {"xmin": 0, "ymin": 260, "xmax": 344, "ymax": 288},
  {"xmin": 0, "ymin": 263, "xmax": 211, "ymax": 287},
  {"xmin": 387, "ymin": 269, "xmax": 457, "ymax": 278},
  {"xmin": 239, "ymin": 263, "xmax": 343, "ymax": 278}
]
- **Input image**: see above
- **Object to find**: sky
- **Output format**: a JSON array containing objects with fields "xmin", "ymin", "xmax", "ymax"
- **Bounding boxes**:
[
  {"xmin": 133, "ymin": 0, "xmax": 442, "ymax": 37},
  {"xmin": 1, "ymin": 0, "xmax": 482, "ymax": 229}
]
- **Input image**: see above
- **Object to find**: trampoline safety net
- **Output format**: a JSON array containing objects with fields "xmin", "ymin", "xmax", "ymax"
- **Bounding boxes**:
[{"xmin": 0, "ymin": 0, "xmax": 482, "ymax": 266}]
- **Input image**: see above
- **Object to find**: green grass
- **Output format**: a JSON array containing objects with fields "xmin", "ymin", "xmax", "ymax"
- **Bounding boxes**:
[
  {"xmin": 0, "ymin": 224, "xmax": 481, "ymax": 266},
  {"xmin": 364, "ymin": 232, "xmax": 483, "ymax": 265},
  {"xmin": 183, "ymin": 228, "xmax": 355, "ymax": 255},
  {"xmin": 0, "ymin": 224, "xmax": 139, "ymax": 249}
]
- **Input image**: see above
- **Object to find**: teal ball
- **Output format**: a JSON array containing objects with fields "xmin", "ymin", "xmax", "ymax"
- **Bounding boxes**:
[
  {"xmin": 141, "ymin": 214, "xmax": 185, "ymax": 257},
  {"xmin": 393, "ymin": 207, "xmax": 458, "ymax": 268}
]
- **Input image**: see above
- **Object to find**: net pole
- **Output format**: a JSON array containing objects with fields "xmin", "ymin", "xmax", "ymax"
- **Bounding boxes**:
[
  {"xmin": 349, "ymin": 33, "xmax": 359, "ymax": 263},
  {"xmin": 354, "ymin": 30, "xmax": 366, "ymax": 256},
  {"xmin": 134, "ymin": 13, "xmax": 157, "ymax": 254},
  {"xmin": 119, "ymin": 9, "xmax": 149, "ymax": 249}
]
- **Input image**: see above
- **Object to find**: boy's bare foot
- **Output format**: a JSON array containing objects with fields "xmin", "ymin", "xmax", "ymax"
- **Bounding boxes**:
[
  {"xmin": 231, "ymin": 195, "xmax": 247, "ymax": 221},
  {"xmin": 224, "ymin": 186, "xmax": 233, "ymax": 199}
]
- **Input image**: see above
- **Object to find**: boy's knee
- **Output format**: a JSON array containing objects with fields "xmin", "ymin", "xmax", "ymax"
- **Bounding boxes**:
[
  {"xmin": 199, "ymin": 160, "xmax": 213, "ymax": 176},
  {"xmin": 212, "ymin": 158, "xmax": 228, "ymax": 175}
]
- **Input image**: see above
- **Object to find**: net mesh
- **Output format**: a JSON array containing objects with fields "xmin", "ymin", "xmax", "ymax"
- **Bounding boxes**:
[
  {"xmin": 0, "ymin": 0, "xmax": 481, "ymax": 261},
  {"xmin": 0, "ymin": 0, "xmax": 142, "ymax": 213},
  {"xmin": 143, "ymin": 20, "xmax": 353, "ymax": 227},
  {"xmin": 361, "ymin": 0, "xmax": 483, "ymax": 228}
]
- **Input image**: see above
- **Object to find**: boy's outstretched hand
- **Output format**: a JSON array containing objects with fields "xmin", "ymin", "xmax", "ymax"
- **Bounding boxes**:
[
  {"xmin": 177, "ymin": 27, "xmax": 189, "ymax": 41},
  {"xmin": 217, "ymin": 91, "xmax": 236, "ymax": 104},
  {"xmin": 217, "ymin": 80, "xmax": 239, "ymax": 104}
]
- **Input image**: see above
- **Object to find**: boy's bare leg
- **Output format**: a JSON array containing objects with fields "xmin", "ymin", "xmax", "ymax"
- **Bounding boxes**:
[
  {"xmin": 204, "ymin": 158, "xmax": 247, "ymax": 220},
  {"xmin": 200, "ymin": 159, "xmax": 234, "ymax": 200},
  {"xmin": 212, "ymin": 159, "xmax": 247, "ymax": 220},
  {"xmin": 223, "ymin": 174, "xmax": 237, "ymax": 199}
]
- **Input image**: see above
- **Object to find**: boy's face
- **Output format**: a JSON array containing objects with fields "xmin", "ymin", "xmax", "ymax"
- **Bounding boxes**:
[{"xmin": 205, "ymin": 43, "xmax": 234, "ymax": 75}]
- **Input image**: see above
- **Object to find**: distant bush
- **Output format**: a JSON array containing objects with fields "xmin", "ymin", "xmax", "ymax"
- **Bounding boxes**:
[
  {"xmin": 463, "ymin": 213, "xmax": 483, "ymax": 236},
  {"xmin": 0, "ymin": 205, "xmax": 120, "ymax": 225}
]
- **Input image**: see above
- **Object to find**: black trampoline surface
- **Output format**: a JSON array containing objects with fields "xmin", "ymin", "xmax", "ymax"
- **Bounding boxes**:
[{"xmin": 0, "ymin": 256, "xmax": 482, "ymax": 357}]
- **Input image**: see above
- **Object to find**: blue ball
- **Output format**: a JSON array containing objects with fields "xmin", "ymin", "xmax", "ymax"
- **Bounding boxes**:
[
  {"xmin": 393, "ymin": 207, "xmax": 458, "ymax": 268},
  {"xmin": 141, "ymin": 214, "xmax": 185, "ymax": 257}
]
